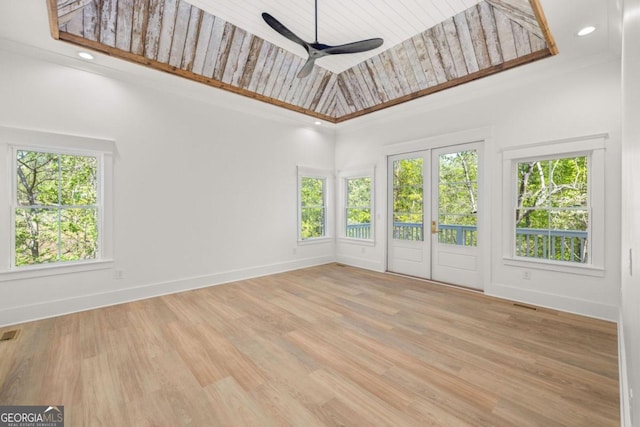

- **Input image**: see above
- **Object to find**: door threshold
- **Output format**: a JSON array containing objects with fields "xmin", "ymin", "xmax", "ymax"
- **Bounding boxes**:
[{"xmin": 385, "ymin": 271, "xmax": 483, "ymax": 294}]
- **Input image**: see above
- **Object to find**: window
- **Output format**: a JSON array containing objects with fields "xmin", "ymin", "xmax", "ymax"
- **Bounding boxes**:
[
  {"xmin": 515, "ymin": 155, "xmax": 588, "ymax": 263},
  {"xmin": 503, "ymin": 135, "xmax": 605, "ymax": 273},
  {"xmin": 14, "ymin": 150, "xmax": 99, "ymax": 266},
  {"xmin": 298, "ymin": 167, "xmax": 332, "ymax": 241},
  {"xmin": 300, "ymin": 176, "xmax": 326, "ymax": 239},
  {"xmin": 0, "ymin": 126, "xmax": 114, "ymax": 278},
  {"xmin": 345, "ymin": 176, "xmax": 373, "ymax": 240}
]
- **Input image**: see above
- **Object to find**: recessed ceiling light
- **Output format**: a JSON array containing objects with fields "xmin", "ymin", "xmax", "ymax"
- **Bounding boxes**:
[
  {"xmin": 77, "ymin": 51, "xmax": 94, "ymax": 60},
  {"xmin": 577, "ymin": 26, "xmax": 596, "ymax": 37},
  {"xmin": 314, "ymin": 121, "xmax": 322, "ymax": 126}
]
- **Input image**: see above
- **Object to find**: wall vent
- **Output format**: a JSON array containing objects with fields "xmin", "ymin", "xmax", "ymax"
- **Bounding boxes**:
[{"xmin": 0, "ymin": 329, "xmax": 20, "ymax": 342}]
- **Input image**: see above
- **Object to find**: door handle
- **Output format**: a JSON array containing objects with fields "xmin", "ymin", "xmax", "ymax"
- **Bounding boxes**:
[{"xmin": 431, "ymin": 221, "xmax": 438, "ymax": 234}]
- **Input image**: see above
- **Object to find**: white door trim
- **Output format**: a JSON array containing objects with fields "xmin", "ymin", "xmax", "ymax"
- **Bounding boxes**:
[{"xmin": 383, "ymin": 127, "xmax": 493, "ymax": 291}]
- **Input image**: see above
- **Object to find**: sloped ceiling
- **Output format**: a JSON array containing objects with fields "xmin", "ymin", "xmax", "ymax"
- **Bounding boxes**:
[{"xmin": 48, "ymin": 0, "xmax": 557, "ymax": 123}]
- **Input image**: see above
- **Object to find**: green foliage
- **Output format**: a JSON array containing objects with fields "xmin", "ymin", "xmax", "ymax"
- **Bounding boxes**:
[
  {"xmin": 345, "ymin": 177, "xmax": 372, "ymax": 239},
  {"xmin": 516, "ymin": 156, "xmax": 588, "ymax": 230},
  {"xmin": 515, "ymin": 156, "xmax": 589, "ymax": 262},
  {"xmin": 346, "ymin": 177, "xmax": 371, "ymax": 225},
  {"xmin": 438, "ymin": 150, "xmax": 478, "ymax": 228},
  {"xmin": 15, "ymin": 150, "xmax": 98, "ymax": 266},
  {"xmin": 392, "ymin": 158, "xmax": 423, "ymax": 224},
  {"xmin": 300, "ymin": 177, "xmax": 325, "ymax": 239}
]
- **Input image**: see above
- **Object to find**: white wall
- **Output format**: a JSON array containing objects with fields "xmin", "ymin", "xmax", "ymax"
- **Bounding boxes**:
[
  {"xmin": 0, "ymin": 50, "xmax": 335, "ymax": 326},
  {"xmin": 335, "ymin": 56, "xmax": 621, "ymax": 321},
  {"xmin": 621, "ymin": 0, "xmax": 640, "ymax": 423}
]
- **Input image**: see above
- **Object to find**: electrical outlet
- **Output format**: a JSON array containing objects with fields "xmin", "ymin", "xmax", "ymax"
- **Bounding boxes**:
[
  {"xmin": 114, "ymin": 269, "xmax": 124, "ymax": 280},
  {"xmin": 522, "ymin": 270, "xmax": 531, "ymax": 280},
  {"xmin": 361, "ymin": 246, "xmax": 366, "ymax": 254}
]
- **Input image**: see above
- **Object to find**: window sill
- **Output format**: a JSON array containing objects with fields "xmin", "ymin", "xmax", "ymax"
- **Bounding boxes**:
[
  {"xmin": 503, "ymin": 257, "xmax": 605, "ymax": 277},
  {"xmin": 338, "ymin": 237, "xmax": 376, "ymax": 247},
  {"xmin": 0, "ymin": 259, "xmax": 115, "ymax": 282},
  {"xmin": 298, "ymin": 237, "xmax": 334, "ymax": 246}
]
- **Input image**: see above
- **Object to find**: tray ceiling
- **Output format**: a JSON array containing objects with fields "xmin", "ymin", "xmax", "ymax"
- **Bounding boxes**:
[
  {"xmin": 48, "ymin": 0, "xmax": 557, "ymax": 123},
  {"xmin": 183, "ymin": 0, "xmax": 482, "ymax": 74}
]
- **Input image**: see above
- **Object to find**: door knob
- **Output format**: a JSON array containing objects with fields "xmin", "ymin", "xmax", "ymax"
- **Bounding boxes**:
[{"xmin": 431, "ymin": 221, "xmax": 438, "ymax": 234}]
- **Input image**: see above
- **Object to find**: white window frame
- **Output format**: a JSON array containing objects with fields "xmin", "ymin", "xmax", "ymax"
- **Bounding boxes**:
[
  {"xmin": 0, "ymin": 126, "xmax": 114, "ymax": 281},
  {"xmin": 338, "ymin": 166, "xmax": 375, "ymax": 244},
  {"xmin": 502, "ymin": 135, "xmax": 606, "ymax": 276},
  {"xmin": 297, "ymin": 166, "xmax": 333, "ymax": 244}
]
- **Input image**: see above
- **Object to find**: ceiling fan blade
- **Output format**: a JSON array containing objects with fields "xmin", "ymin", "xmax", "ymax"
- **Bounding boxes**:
[
  {"xmin": 322, "ymin": 38, "xmax": 384, "ymax": 55},
  {"xmin": 297, "ymin": 57, "xmax": 316, "ymax": 78},
  {"xmin": 262, "ymin": 13, "xmax": 308, "ymax": 49}
]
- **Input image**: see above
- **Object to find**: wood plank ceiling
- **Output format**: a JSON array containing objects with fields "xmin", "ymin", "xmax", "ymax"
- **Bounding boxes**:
[{"xmin": 47, "ymin": 0, "xmax": 557, "ymax": 123}]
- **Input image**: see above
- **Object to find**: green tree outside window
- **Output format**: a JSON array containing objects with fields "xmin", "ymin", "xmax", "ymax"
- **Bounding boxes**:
[
  {"xmin": 15, "ymin": 150, "xmax": 99, "ymax": 266},
  {"xmin": 300, "ymin": 176, "xmax": 325, "ymax": 239},
  {"xmin": 515, "ymin": 155, "xmax": 588, "ymax": 262},
  {"xmin": 345, "ymin": 177, "xmax": 371, "ymax": 239}
]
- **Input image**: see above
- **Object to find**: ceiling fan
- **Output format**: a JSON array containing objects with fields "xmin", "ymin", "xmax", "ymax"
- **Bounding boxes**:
[{"xmin": 262, "ymin": 0, "xmax": 384, "ymax": 78}]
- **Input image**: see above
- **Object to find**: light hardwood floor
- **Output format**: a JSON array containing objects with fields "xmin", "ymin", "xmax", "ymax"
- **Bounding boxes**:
[{"xmin": 0, "ymin": 264, "xmax": 619, "ymax": 426}]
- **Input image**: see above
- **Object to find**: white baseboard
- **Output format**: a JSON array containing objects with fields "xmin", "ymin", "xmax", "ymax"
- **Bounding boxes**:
[
  {"xmin": 0, "ymin": 255, "xmax": 334, "ymax": 327},
  {"xmin": 335, "ymin": 255, "xmax": 385, "ymax": 272},
  {"xmin": 486, "ymin": 282, "xmax": 619, "ymax": 322},
  {"xmin": 619, "ymin": 314, "xmax": 632, "ymax": 426}
]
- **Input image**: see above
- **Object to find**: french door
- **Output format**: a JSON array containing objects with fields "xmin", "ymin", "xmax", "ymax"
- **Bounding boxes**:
[{"xmin": 387, "ymin": 143, "xmax": 482, "ymax": 289}]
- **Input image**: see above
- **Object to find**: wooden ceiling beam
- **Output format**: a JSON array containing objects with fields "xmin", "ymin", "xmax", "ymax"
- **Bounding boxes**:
[
  {"xmin": 55, "ymin": 31, "xmax": 338, "ymax": 122},
  {"xmin": 46, "ymin": 0, "xmax": 60, "ymax": 39},
  {"xmin": 45, "ymin": 0, "xmax": 558, "ymax": 122}
]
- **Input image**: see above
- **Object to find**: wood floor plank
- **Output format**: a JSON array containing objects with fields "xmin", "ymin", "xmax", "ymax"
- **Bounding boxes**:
[{"xmin": 0, "ymin": 263, "xmax": 619, "ymax": 426}]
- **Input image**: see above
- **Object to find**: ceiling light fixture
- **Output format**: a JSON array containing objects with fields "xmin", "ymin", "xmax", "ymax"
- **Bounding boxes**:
[
  {"xmin": 77, "ymin": 51, "xmax": 94, "ymax": 60},
  {"xmin": 577, "ymin": 26, "xmax": 596, "ymax": 37},
  {"xmin": 314, "ymin": 121, "xmax": 322, "ymax": 126}
]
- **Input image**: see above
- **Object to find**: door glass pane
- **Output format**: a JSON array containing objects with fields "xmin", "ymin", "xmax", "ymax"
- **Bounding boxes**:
[
  {"xmin": 438, "ymin": 150, "xmax": 478, "ymax": 246},
  {"xmin": 393, "ymin": 158, "xmax": 423, "ymax": 241}
]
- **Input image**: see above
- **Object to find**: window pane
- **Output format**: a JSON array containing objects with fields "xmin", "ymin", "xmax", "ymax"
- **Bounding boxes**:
[
  {"xmin": 515, "ymin": 209, "xmax": 550, "ymax": 259},
  {"xmin": 346, "ymin": 208, "xmax": 371, "ymax": 226},
  {"xmin": 516, "ymin": 208, "xmax": 549, "ymax": 230},
  {"xmin": 346, "ymin": 208, "xmax": 371, "ymax": 239},
  {"xmin": 15, "ymin": 150, "xmax": 101, "ymax": 267},
  {"xmin": 16, "ymin": 151, "xmax": 59, "ymax": 206},
  {"xmin": 439, "ymin": 183, "xmax": 478, "ymax": 216},
  {"xmin": 60, "ymin": 208, "xmax": 98, "ymax": 261},
  {"xmin": 61, "ymin": 154, "xmax": 98, "ymax": 205},
  {"xmin": 347, "ymin": 177, "xmax": 371, "ymax": 206},
  {"xmin": 301, "ymin": 207, "xmax": 325, "ymax": 239},
  {"xmin": 393, "ymin": 158, "xmax": 422, "ymax": 188},
  {"xmin": 438, "ymin": 216, "xmax": 477, "ymax": 246},
  {"xmin": 346, "ymin": 177, "xmax": 372, "ymax": 240},
  {"xmin": 439, "ymin": 150, "xmax": 478, "ymax": 182},
  {"xmin": 393, "ymin": 186, "xmax": 423, "ymax": 218},
  {"xmin": 301, "ymin": 177, "xmax": 324, "ymax": 207},
  {"xmin": 515, "ymin": 208, "xmax": 588, "ymax": 263},
  {"xmin": 393, "ymin": 158, "xmax": 423, "ymax": 241},
  {"xmin": 15, "ymin": 208, "xmax": 59, "ymax": 266},
  {"xmin": 549, "ymin": 210, "xmax": 588, "ymax": 262},
  {"xmin": 550, "ymin": 156, "xmax": 588, "ymax": 208},
  {"xmin": 517, "ymin": 160, "xmax": 551, "ymax": 208}
]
